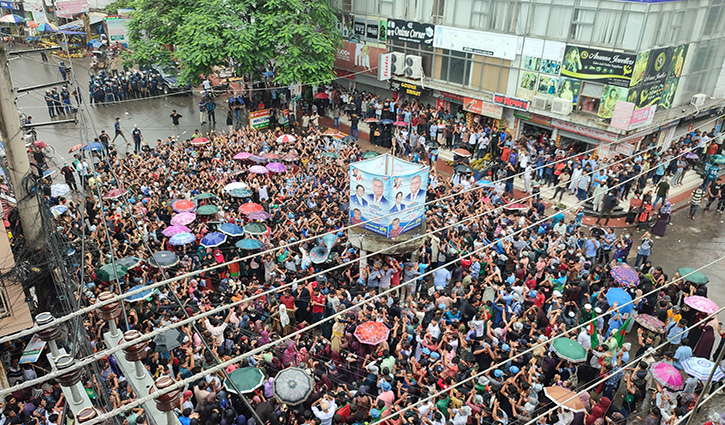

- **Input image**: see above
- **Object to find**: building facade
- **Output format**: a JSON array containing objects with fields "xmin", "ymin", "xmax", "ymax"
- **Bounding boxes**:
[{"xmin": 331, "ymin": 0, "xmax": 725, "ymax": 154}]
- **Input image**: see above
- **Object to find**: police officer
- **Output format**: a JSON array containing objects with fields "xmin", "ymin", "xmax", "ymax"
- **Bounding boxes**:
[
  {"xmin": 131, "ymin": 125, "xmax": 142, "ymax": 153},
  {"xmin": 60, "ymin": 86, "xmax": 72, "ymax": 114},
  {"xmin": 44, "ymin": 90, "xmax": 56, "ymax": 118},
  {"xmin": 52, "ymin": 88, "xmax": 63, "ymax": 116},
  {"xmin": 104, "ymin": 83, "xmax": 114, "ymax": 104}
]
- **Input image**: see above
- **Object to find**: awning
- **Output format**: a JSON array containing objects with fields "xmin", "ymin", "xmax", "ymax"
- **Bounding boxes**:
[{"xmin": 59, "ymin": 13, "xmax": 105, "ymax": 30}]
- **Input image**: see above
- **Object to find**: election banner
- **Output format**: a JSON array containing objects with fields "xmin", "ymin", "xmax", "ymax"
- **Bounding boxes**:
[
  {"xmin": 561, "ymin": 45, "xmax": 636, "ymax": 87},
  {"xmin": 19, "ymin": 335, "xmax": 46, "ymax": 364},
  {"xmin": 249, "ymin": 109, "xmax": 271, "ymax": 129}
]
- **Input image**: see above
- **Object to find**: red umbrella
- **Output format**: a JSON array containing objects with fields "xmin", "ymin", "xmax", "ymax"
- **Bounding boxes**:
[
  {"xmin": 33, "ymin": 140, "xmax": 48, "ymax": 149},
  {"xmin": 239, "ymin": 202, "xmax": 264, "ymax": 215},
  {"xmin": 172, "ymin": 200, "xmax": 196, "ymax": 213},
  {"xmin": 103, "ymin": 188, "xmax": 128, "ymax": 200},
  {"xmin": 503, "ymin": 202, "xmax": 529, "ymax": 211},
  {"xmin": 453, "ymin": 148, "xmax": 472, "ymax": 157},
  {"xmin": 191, "ymin": 137, "xmax": 210, "ymax": 145},
  {"xmin": 314, "ymin": 92, "xmax": 329, "ymax": 99},
  {"xmin": 68, "ymin": 144, "xmax": 85, "ymax": 152},
  {"xmin": 354, "ymin": 321, "xmax": 390, "ymax": 345},
  {"xmin": 393, "ymin": 121, "xmax": 408, "ymax": 127}
]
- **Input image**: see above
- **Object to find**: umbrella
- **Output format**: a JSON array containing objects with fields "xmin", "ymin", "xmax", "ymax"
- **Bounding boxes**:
[
  {"xmin": 364, "ymin": 118, "xmax": 379, "ymax": 123},
  {"xmin": 125, "ymin": 284, "xmax": 154, "ymax": 302},
  {"xmin": 85, "ymin": 142, "xmax": 103, "ymax": 151},
  {"xmin": 605, "ymin": 287, "xmax": 634, "ymax": 314},
  {"xmin": 244, "ymin": 222, "xmax": 267, "ymax": 235},
  {"xmin": 276, "ymin": 134, "xmax": 297, "ymax": 144},
  {"xmin": 710, "ymin": 154, "xmax": 725, "ymax": 164},
  {"xmin": 68, "ymin": 144, "xmax": 85, "ymax": 152},
  {"xmin": 314, "ymin": 92, "xmax": 329, "ymax": 99},
  {"xmin": 454, "ymin": 165, "xmax": 473, "ymax": 174},
  {"xmin": 682, "ymin": 357, "xmax": 725, "ymax": 382},
  {"xmin": 191, "ymin": 137, "xmax": 210, "ymax": 145},
  {"xmin": 354, "ymin": 321, "xmax": 390, "ymax": 345},
  {"xmin": 168, "ymin": 232, "xmax": 196, "ymax": 246},
  {"xmin": 148, "ymin": 251, "xmax": 179, "ymax": 268},
  {"xmin": 236, "ymin": 238, "xmax": 264, "ymax": 250},
  {"xmin": 544, "ymin": 386, "xmax": 586, "ymax": 412},
  {"xmin": 192, "ymin": 193, "xmax": 216, "ymax": 202},
  {"xmin": 249, "ymin": 165, "xmax": 270, "ymax": 174},
  {"xmin": 266, "ymin": 162, "xmax": 287, "ymax": 173},
  {"xmin": 96, "ymin": 263, "xmax": 128, "ymax": 282},
  {"xmin": 224, "ymin": 182, "xmax": 249, "ymax": 192},
  {"xmin": 228, "ymin": 188, "xmax": 253, "ymax": 198},
  {"xmin": 503, "ymin": 202, "xmax": 529, "ymax": 211},
  {"xmin": 379, "ymin": 119, "xmax": 394, "ymax": 125},
  {"xmin": 239, "ymin": 203, "xmax": 264, "ymax": 214},
  {"xmin": 248, "ymin": 155, "xmax": 268, "ymax": 163},
  {"xmin": 219, "ymin": 223, "xmax": 245, "ymax": 237},
  {"xmin": 651, "ymin": 362, "xmax": 684, "ymax": 390},
  {"xmin": 310, "ymin": 246, "xmax": 328, "ymax": 264},
  {"xmin": 196, "ymin": 204, "xmax": 220, "ymax": 215},
  {"xmin": 0, "ymin": 14, "xmax": 24, "ymax": 23},
  {"xmin": 610, "ymin": 264, "xmax": 639, "ymax": 287},
  {"xmin": 393, "ymin": 120, "xmax": 408, "ymax": 127},
  {"xmin": 322, "ymin": 152, "xmax": 339, "ymax": 159},
  {"xmin": 342, "ymin": 135, "xmax": 357, "ymax": 144},
  {"xmin": 50, "ymin": 183, "xmax": 71, "ymax": 197},
  {"xmin": 551, "ymin": 338, "xmax": 587, "ymax": 362},
  {"xmin": 453, "ymin": 148, "xmax": 472, "ymax": 157},
  {"xmin": 153, "ymin": 329, "xmax": 182, "ymax": 352},
  {"xmin": 340, "ymin": 104, "xmax": 355, "ymax": 112},
  {"xmin": 200, "ymin": 232, "xmax": 227, "ymax": 247},
  {"xmin": 42, "ymin": 169, "xmax": 56, "ymax": 179},
  {"xmin": 246, "ymin": 211, "xmax": 272, "ymax": 220},
  {"xmin": 635, "ymin": 314, "xmax": 665, "ymax": 333},
  {"xmin": 684, "ymin": 295, "xmax": 718, "ymax": 314},
  {"xmin": 33, "ymin": 140, "xmax": 48, "ymax": 148},
  {"xmin": 37, "ymin": 23, "xmax": 58, "ymax": 32},
  {"xmin": 282, "ymin": 153, "xmax": 299, "ymax": 162},
  {"xmin": 117, "ymin": 256, "xmax": 144, "ymax": 269},
  {"xmin": 678, "ymin": 267, "xmax": 709, "ymax": 285},
  {"xmin": 234, "ymin": 152, "xmax": 252, "ymax": 160},
  {"xmin": 171, "ymin": 212, "xmax": 196, "ymax": 226},
  {"xmin": 362, "ymin": 150, "xmax": 380, "ymax": 159},
  {"xmin": 172, "ymin": 199, "xmax": 196, "ymax": 213},
  {"xmin": 477, "ymin": 179, "xmax": 494, "ymax": 187},
  {"xmin": 103, "ymin": 188, "xmax": 127, "ymax": 200},
  {"xmin": 225, "ymin": 367, "xmax": 266, "ymax": 394},
  {"xmin": 50, "ymin": 205, "xmax": 68, "ymax": 217},
  {"xmin": 273, "ymin": 368, "xmax": 314, "ymax": 406},
  {"xmin": 262, "ymin": 152, "xmax": 281, "ymax": 160},
  {"xmin": 684, "ymin": 152, "xmax": 699, "ymax": 160}
]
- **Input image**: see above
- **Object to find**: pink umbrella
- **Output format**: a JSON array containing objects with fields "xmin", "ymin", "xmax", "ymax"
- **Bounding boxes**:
[
  {"xmin": 246, "ymin": 211, "xmax": 273, "ymax": 220},
  {"xmin": 191, "ymin": 137, "xmax": 210, "ymax": 145},
  {"xmin": 393, "ymin": 120, "xmax": 408, "ymax": 127},
  {"xmin": 266, "ymin": 162, "xmax": 287, "ymax": 173},
  {"xmin": 276, "ymin": 134, "xmax": 297, "ymax": 144},
  {"xmin": 234, "ymin": 152, "xmax": 252, "ymax": 160},
  {"xmin": 162, "ymin": 225, "xmax": 191, "ymax": 237},
  {"xmin": 650, "ymin": 362, "xmax": 684, "ymax": 390},
  {"xmin": 262, "ymin": 152, "xmax": 281, "ymax": 160},
  {"xmin": 684, "ymin": 296, "xmax": 718, "ymax": 314},
  {"xmin": 171, "ymin": 212, "xmax": 196, "ymax": 226},
  {"xmin": 248, "ymin": 165, "xmax": 269, "ymax": 174},
  {"xmin": 103, "ymin": 188, "xmax": 128, "ymax": 200},
  {"xmin": 172, "ymin": 200, "xmax": 196, "ymax": 213},
  {"xmin": 503, "ymin": 202, "xmax": 529, "ymax": 211}
]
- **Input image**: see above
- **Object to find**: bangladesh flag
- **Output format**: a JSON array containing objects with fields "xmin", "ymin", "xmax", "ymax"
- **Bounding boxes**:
[
  {"xmin": 614, "ymin": 315, "xmax": 634, "ymax": 348},
  {"xmin": 589, "ymin": 313, "xmax": 599, "ymax": 348}
]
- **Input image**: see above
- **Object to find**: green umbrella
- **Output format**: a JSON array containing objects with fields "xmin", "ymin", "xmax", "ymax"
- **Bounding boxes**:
[
  {"xmin": 551, "ymin": 338, "xmax": 587, "ymax": 363},
  {"xmin": 196, "ymin": 204, "xmax": 220, "ymax": 215},
  {"xmin": 711, "ymin": 154, "xmax": 725, "ymax": 165},
  {"xmin": 322, "ymin": 152, "xmax": 339, "ymax": 159},
  {"xmin": 224, "ymin": 367, "xmax": 266, "ymax": 394},
  {"xmin": 362, "ymin": 150, "xmax": 380, "ymax": 159},
  {"xmin": 244, "ymin": 222, "xmax": 267, "ymax": 235},
  {"xmin": 96, "ymin": 263, "xmax": 128, "ymax": 282},
  {"xmin": 193, "ymin": 193, "xmax": 217, "ymax": 202},
  {"xmin": 678, "ymin": 267, "xmax": 709, "ymax": 285}
]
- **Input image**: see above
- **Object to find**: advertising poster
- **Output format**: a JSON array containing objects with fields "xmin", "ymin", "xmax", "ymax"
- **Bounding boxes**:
[
  {"xmin": 523, "ymin": 56, "xmax": 541, "ymax": 71},
  {"xmin": 598, "ymin": 85, "xmax": 629, "ymax": 119},
  {"xmin": 390, "ymin": 168, "xmax": 429, "ymax": 236},
  {"xmin": 668, "ymin": 44, "xmax": 688, "ymax": 79},
  {"xmin": 640, "ymin": 47, "xmax": 671, "ymax": 86},
  {"xmin": 537, "ymin": 76, "xmax": 559, "ymax": 96},
  {"xmin": 630, "ymin": 50, "xmax": 649, "ymax": 87},
  {"xmin": 540, "ymin": 59, "xmax": 562, "ymax": 75},
  {"xmin": 386, "ymin": 19, "xmax": 435, "ymax": 45},
  {"xmin": 659, "ymin": 78, "xmax": 679, "ymax": 109},
  {"xmin": 517, "ymin": 72, "xmax": 538, "ymax": 100},
  {"xmin": 250, "ymin": 109, "xmax": 271, "ymax": 129},
  {"xmin": 334, "ymin": 40, "xmax": 386, "ymax": 76},
  {"xmin": 19, "ymin": 335, "xmax": 46, "ymax": 364},
  {"xmin": 557, "ymin": 78, "xmax": 581, "ymax": 103},
  {"xmin": 561, "ymin": 45, "xmax": 636, "ymax": 87},
  {"xmin": 463, "ymin": 97, "xmax": 503, "ymax": 119},
  {"xmin": 629, "ymin": 81, "xmax": 665, "ymax": 109}
]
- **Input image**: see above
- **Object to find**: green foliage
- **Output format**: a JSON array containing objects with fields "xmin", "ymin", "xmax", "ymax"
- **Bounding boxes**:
[
  {"xmin": 104, "ymin": 0, "xmax": 136, "ymax": 15},
  {"xmin": 126, "ymin": 0, "xmax": 341, "ymax": 86}
]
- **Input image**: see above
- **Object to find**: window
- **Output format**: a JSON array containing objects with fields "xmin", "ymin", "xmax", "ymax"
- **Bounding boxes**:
[
  {"xmin": 438, "ymin": 49, "xmax": 471, "ymax": 86},
  {"xmin": 470, "ymin": 0, "xmax": 489, "ymax": 29},
  {"xmin": 704, "ymin": 0, "xmax": 723, "ymax": 36},
  {"xmin": 569, "ymin": 7, "xmax": 596, "ymax": 43},
  {"xmin": 547, "ymin": 5, "xmax": 573, "ymax": 40},
  {"xmin": 591, "ymin": 9, "xmax": 624, "ymax": 46}
]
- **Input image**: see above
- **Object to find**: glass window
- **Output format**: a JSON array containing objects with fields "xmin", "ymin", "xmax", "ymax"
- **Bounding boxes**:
[
  {"xmin": 529, "ymin": 3, "xmax": 550, "ymax": 38},
  {"xmin": 590, "ymin": 9, "xmax": 624, "ymax": 46},
  {"xmin": 622, "ymin": 12, "xmax": 644, "ymax": 51},
  {"xmin": 704, "ymin": 4, "xmax": 722, "ymax": 36},
  {"xmin": 546, "ymin": 5, "xmax": 573, "ymax": 40},
  {"xmin": 439, "ymin": 49, "xmax": 471, "ymax": 86}
]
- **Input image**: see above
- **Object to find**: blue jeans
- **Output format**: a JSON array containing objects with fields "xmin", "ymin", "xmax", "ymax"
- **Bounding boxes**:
[
  {"xmin": 351, "ymin": 127, "xmax": 358, "ymax": 138},
  {"xmin": 334, "ymin": 117, "xmax": 339, "ymax": 128},
  {"xmin": 577, "ymin": 188, "xmax": 587, "ymax": 200},
  {"xmin": 653, "ymin": 195, "xmax": 665, "ymax": 211},
  {"xmin": 634, "ymin": 254, "xmax": 648, "ymax": 267}
]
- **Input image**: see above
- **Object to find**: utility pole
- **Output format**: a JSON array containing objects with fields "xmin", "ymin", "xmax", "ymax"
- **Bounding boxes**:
[{"xmin": 0, "ymin": 46, "xmax": 43, "ymax": 249}]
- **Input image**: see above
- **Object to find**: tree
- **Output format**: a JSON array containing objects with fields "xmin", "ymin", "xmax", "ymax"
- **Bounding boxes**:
[
  {"xmin": 104, "ymin": 0, "xmax": 136, "ymax": 15},
  {"xmin": 126, "ymin": 0, "xmax": 341, "ymax": 86}
]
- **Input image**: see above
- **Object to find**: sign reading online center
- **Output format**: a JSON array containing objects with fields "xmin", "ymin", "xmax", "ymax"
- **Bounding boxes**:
[{"xmin": 349, "ymin": 154, "xmax": 429, "ymax": 238}]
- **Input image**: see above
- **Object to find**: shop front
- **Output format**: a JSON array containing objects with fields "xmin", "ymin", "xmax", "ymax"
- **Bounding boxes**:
[
  {"xmin": 551, "ymin": 119, "xmax": 619, "ymax": 155},
  {"xmin": 461, "ymin": 96, "xmax": 506, "ymax": 132},
  {"xmin": 514, "ymin": 112, "xmax": 554, "ymax": 142}
]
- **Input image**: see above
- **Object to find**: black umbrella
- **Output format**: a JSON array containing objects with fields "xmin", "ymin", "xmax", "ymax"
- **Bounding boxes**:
[
  {"xmin": 117, "ymin": 256, "xmax": 144, "ymax": 269},
  {"xmin": 153, "ymin": 329, "xmax": 182, "ymax": 352},
  {"xmin": 426, "ymin": 140, "xmax": 440, "ymax": 150},
  {"xmin": 148, "ymin": 251, "xmax": 179, "ymax": 268},
  {"xmin": 340, "ymin": 104, "xmax": 355, "ymax": 112},
  {"xmin": 454, "ymin": 165, "xmax": 474, "ymax": 174},
  {"xmin": 342, "ymin": 135, "xmax": 357, "ymax": 144}
]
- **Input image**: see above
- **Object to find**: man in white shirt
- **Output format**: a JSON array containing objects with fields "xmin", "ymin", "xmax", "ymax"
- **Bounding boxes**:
[{"xmin": 312, "ymin": 395, "xmax": 337, "ymax": 425}]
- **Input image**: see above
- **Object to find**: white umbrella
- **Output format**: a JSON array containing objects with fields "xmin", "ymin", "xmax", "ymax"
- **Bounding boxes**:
[
  {"xmin": 223, "ymin": 182, "xmax": 249, "ymax": 193},
  {"xmin": 51, "ymin": 183, "xmax": 71, "ymax": 197}
]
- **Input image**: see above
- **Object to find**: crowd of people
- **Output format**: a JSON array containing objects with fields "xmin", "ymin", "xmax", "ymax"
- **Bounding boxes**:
[{"xmin": 4, "ymin": 84, "xmax": 725, "ymax": 425}]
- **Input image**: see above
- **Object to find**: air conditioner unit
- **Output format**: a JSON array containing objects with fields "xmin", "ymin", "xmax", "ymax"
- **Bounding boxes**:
[
  {"xmin": 551, "ymin": 98, "xmax": 573, "ymax": 116},
  {"xmin": 691, "ymin": 93, "xmax": 707, "ymax": 107},
  {"xmin": 404, "ymin": 55, "xmax": 423, "ymax": 79},
  {"xmin": 390, "ymin": 52, "xmax": 406, "ymax": 76},
  {"xmin": 532, "ymin": 95, "xmax": 551, "ymax": 111}
]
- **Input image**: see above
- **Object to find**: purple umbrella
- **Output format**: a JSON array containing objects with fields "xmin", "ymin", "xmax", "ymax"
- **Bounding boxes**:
[
  {"xmin": 249, "ymin": 155, "xmax": 268, "ymax": 163},
  {"xmin": 266, "ymin": 162, "xmax": 287, "ymax": 173},
  {"xmin": 246, "ymin": 211, "xmax": 273, "ymax": 220},
  {"xmin": 684, "ymin": 152, "xmax": 699, "ymax": 160},
  {"xmin": 249, "ymin": 165, "xmax": 270, "ymax": 174},
  {"xmin": 168, "ymin": 232, "xmax": 197, "ymax": 246},
  {"xmin": 162, "ymin": 225, "xmax": 191, "ymax": 237},
  {"xmin": 171, "ymin": 212, "xmax": 196, "ymax": 226}
]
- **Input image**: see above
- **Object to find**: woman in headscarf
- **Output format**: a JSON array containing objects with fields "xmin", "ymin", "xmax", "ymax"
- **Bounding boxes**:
[
  {"xmin": 651, "ymin": 202, "xmax": 672, "ymax": 237},
  {"xmin": 282, "ymin": 341, "xmax": 298, "ymax": 367},
  {"xmin": 694, "ymin": 317, "xmax": 718, "ymax": 359}
]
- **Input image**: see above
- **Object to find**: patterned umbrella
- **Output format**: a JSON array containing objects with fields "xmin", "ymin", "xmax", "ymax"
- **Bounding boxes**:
[
  {"xmin": 684, "ymin": 296, "xmax": 718, "ymax": 314},
  {"xmin": 262, "ymin": 152, "xmax": 281, "ymax": 160},
  {"xmin": 246, "ymin": 211, "xmax": 272, "ymax": 220},
  {"xmin": 551, "ymin": 338, "xmax": 587, "ymax": 363},
  {"xmin": 266, "ymin": 162, "xmax": 287, "ymax": 173},
  {"xmin": 168, "ymin": 232, "xmax": 196, "ymax": 246},
  {"xmin": 236, "ymin": 238, "xmax": 264, "ymax": 250},
  {"xmin": 610, "ymin": 264, "xmax": 639, "ymax": 287},
  {"xmin": 96, "ymin": 263, "xmax": 128, "ymax": 281},
  {"xmin": 273, "ymin": 368, "xmax": 314, "ymax": 406},
  {"xmin": 651, "ymin": 362, "xmax": 684, "ymax": 390},
  {"xmin": 362, "ymin": 151, "xmax": 380, "ymax": 159},
  {"xmin": 37, "ymin": 23, "xmax": 58, "ymax": 32},
  {"xmin": 172, "ymin": 200, "xmax": 196, "ymax": 213},
  {"xmin": 453, "ymin": 148, "xmax": 472, "ymax": 157},
  {"xmin": 200, "ymin": 232, "xmax": 227, "ymax": 247},
  {"xmin": 244, "ymin": 222, "xmax": 267, "ymax": 235},
  {"xmin": 148, "ymin": 251, "xmax": 179, "ymax": 268},
  {"xmin": 234, "ymin": 152, "xmax": 252, "ymax": 160},
  {"xmin": 171, "ymin": 212, "xmax": 196, "ymax": 226},
  {"xmin": 239, "ymin": 203, "xmax": 264, "ymax": 214},
  {"xmin": 682, "ymin": 357, "xmax": 725, "ymax": 381},
  {"xmin": 249, "ymin": 155, "xmax": 268, "ymax": 163},
  {"xmin": 249, "ymin": 165, "xmax": 270, "ymax": 174},
  {"xmin": 354, "ymin": 321, "xmax": 390, "ymax": 345},
  {"xmin": 50, "ymin": 183, "xmax": 71, "ymax": 197},
  {"xmin": 503, "ymin": 203, "xmax": 529, "ymax": 211},
  {"xmin": 0, "ymin": 14, "xmax": 25, "ymax": 23},
  {"xmin": 678, "ymin": 267, "xmax": 709, "ymax": 285},
  {"xmin": 191, "ymin": 137, "xmax": 210, "ymax": 145},
  {"xmin": 282, "ymin": 153, "xmax": 299, "ymax": 162},
  {"xmin": 228, "ymin": 188, "xmax": 253, "ymax": 198},
  {"xmin": 605, "ymin": 287, "xmax": 633, "ymax": 314},
  {"xmin": 276, "ymin": 134, "xmax": 297, "ymax": 144},
  {"xmin": 117, "ymin": 256, "xmax": 144, "ymax": 269},
  {"xmin": 219, "ymin": 223, "xmax": 245, "ymax": 237},
  {"xmin": 322, "ymin": 152, "xmax": 339, "ymax": 159},
  {"xmin": 196, "ymin": 205, "xmax": 220, "ymax": 215},
  {"xmin": 711, "ymin": 154, "xmax": 725, "ymax": 165},
  {"xmin": 103, "ymin": 188, "xmax": 128, "ymax": 200},
  {"xmin": 126, "ymin": 284, "xmax": 154, "ymax": 302},
  {"xmin": 544, "ymin": 386, "xmax": 586, "ymax": 412},
  {"xmin": 635, "ymin": 314, "xmax": 665, "ymax": 333},
  {"xmin": 225, "ymin": 367, "xmax": 266, "ymax": 394}
]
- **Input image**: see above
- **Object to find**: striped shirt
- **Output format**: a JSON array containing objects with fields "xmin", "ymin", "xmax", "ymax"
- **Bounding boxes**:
[{"xmin": 691, "ymin": 188, "xmax": 705, "ymax": 205}]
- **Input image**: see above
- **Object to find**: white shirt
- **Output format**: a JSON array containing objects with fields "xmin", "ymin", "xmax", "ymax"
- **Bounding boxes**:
[{"xmin": 312, "ymin": 399, "xmax": 337, "ymax": 425}]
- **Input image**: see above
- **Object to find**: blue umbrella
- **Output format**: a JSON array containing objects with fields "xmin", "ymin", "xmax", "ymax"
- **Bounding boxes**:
[
  {"xmin": 379, "ymin": 119, "xmax": 394, "ymax": 125},
  {"xmin": 606, "ymin": 287, "xmax": 633, "ymax": 314},
  {"xmin": 219, "ymin": 223, "xmax": 245, "ymax": 237},
  {"xmin": 50, "ymin": 205, "xmax": 68, "ymax": 217},
  {"xmin": 201, "ymin": 232, "xmax": 227, "ymax": 247},
  {"xmin": 235, "ymin": 238, "xmax": 264, "ymax": 250},
  {"xmin": 126, "ymin": 284, "xmax": 154, "ymax": 302},
  {"xmin": 85, "ymin": 142, "xmax": 103, "ymax": 151},
  {"xmin": 169, "ymin": 232, "xmax": 196, "ymax": 246}
]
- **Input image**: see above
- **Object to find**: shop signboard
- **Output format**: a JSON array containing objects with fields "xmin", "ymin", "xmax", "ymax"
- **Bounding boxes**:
[
  {"xmin": 0, "ymin": 2, "xmax": 13, "ymax": 8},
  {"xmin": 440, "ymin": 91, "xmax": 464, "ymax": 103},
  {"xmin": 378, "ymin": 53, "xmax": 392, "ymax": 81},
  {"xmin": 334, "ymin": 40, "xmax": 386, "ymax": 76},
  {"xmin": 400, "ymin": 82, "xmax": 422, "ymax": 96},
  {"xmin": 250, "ymin": 109, "xmax": 271, "ymax": 129},
  {"xmin": 433, "ymin": 26, "xmax": 519, "ymax": 61},
  {"xmin": 629, "ymin": 105, "xmax": 657, "ymax": 129},
  {"xmin": 463, "ymin": 97, "xmax": 503, "ymax": 119},
  {"xmin": 492, "ymin": 93, "xmax": 530, "ymax": 111},
  {"xmin": 106, "ymin": 17, "xmax": 130, "ymax": 44},
  {"xmin": 551, "ymin": 119, "xmax": 618, "ymax": 142},
  {"xmin": 609, "ymin": 101, "xmax": 635, "ymax": 130},
  {"xmin": 55, "ymin": 0, "xmax": 89, "ymax": 18},
  {"xmin": 561, "ymin": 45, "xmax": 636, "ymax": 87},
  {"xmin": 386, "ymin": 19, "xmax": 435, "ymax": 45},
  {"xmin": 29, "ymin": 4, "xmax": 48, "ymax": 24}
]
